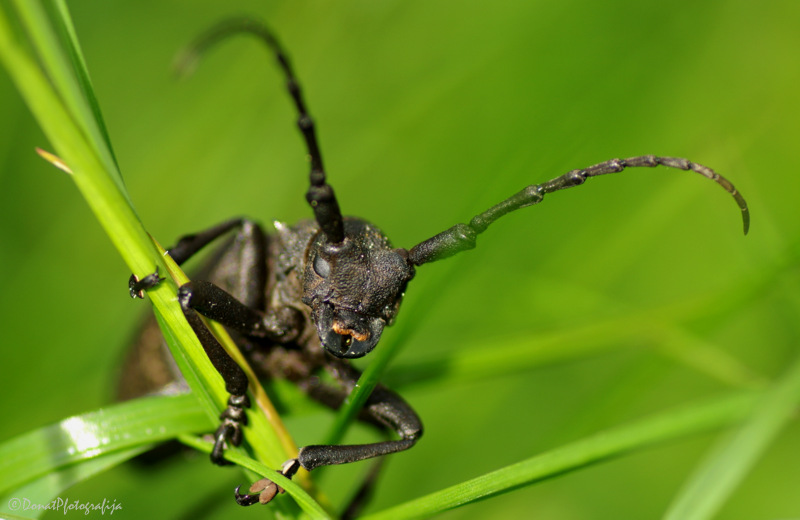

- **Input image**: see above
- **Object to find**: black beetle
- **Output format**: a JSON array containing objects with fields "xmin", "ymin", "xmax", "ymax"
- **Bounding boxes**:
[{"xmin": 123, "ymin": 17, "xmax": 749, "ymax": 509}]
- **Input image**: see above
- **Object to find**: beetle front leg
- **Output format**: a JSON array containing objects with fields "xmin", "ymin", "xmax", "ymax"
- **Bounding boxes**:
[
  {"xmin": 236, "ymin": 362, "xmax": 423, "ymax": 506},
  {"xmin": 176, "ymin": 281, "xmax": 303, "ymax": 465},
  {"xmin": 179, "ymin": 300, "xmax": 251, "ymax": 465},
  {"xmin": 128, "ymin": 218, "xmax": 297, "ymax": 464},
  {"xmin": 177, "ymin": 280, "xmax": 303, "ymax": 342}
]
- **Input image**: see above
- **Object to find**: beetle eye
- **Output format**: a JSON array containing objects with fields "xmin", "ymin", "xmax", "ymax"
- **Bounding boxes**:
[{"xmin": 313, "ymin": 254, "xmax": 331, "ymax": 278}]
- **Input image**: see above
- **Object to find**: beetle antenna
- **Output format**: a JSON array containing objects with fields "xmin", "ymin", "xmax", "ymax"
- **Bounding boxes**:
[
  {"xmin": 176, "ymin": 18, "xmax": 345, "ymax": 243},
  {"xmin": 408, "ymin": 155, "xmax": 750, "ymax": 266}
]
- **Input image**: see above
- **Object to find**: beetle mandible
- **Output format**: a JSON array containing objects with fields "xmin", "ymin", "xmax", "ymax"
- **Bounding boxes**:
[{"xmin": 124, "ymin": 17, "xmax": 750, "ymax": 508}]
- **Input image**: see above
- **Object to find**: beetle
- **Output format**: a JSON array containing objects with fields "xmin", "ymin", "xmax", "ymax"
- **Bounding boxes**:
[{"xmin": 123, "ymin": 17, "xmax": 749, "ymax": 509}]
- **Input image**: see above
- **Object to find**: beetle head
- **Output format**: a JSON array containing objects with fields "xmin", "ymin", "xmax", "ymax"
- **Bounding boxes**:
[{"xmin": 302, "ymin": 219, "xmax": 415, "ymax": 358}]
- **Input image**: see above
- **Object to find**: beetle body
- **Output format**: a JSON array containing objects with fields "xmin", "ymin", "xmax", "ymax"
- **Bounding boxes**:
[{"xmin": 122, "ymin": 216, "xmax": 415, "ymax": 396}]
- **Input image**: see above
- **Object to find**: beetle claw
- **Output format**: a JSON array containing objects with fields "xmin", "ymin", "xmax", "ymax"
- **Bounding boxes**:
[
  {"xmin": 234, "ymin": 459, "xmax": 300, "ymax": 506},
  {"xmin": 235, "ymin": 478, "xmax": 284, "ymax": 506},
  {"xmin": 234, "ymin": 485, "xmax": 261, "ymax": 506},
  {"xmin": 128, "ymin": 267, "xmax": 164, "ymax": 299}
]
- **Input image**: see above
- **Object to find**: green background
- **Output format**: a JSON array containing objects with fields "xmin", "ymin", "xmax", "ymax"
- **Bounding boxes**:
[{"xmin": 1, "ymin": 0, "xmax": 799, "ymax": 518}]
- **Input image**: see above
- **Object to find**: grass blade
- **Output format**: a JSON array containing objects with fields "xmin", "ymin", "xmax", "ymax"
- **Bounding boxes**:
[
  {"xmin": 10, "ymin": 0, "xmax": 119, "ymax": 184},
  {"xmin": 0, "ymin": 1, "xmax": 303, "ymax": 511},
  {"xmin": 663, "ymin": 353, "xmax": 800, "ymax": 520},
  {"xmin": 362, "ymin": 391, "xmax": 758, "ymax": 520},
  {"xmin": 0, "ymin": 395, "xmax": 208, "ymax": 495}
]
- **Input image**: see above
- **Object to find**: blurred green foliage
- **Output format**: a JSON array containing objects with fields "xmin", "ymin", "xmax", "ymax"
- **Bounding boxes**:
[{"xmin": 1, "ymin": 0, "xmax": 799, "ymax": 518}]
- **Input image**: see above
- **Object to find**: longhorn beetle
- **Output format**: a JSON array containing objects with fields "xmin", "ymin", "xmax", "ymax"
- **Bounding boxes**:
[{"xmin": 125, "ymin": 18, "xmax": 750, "ymax": 509}]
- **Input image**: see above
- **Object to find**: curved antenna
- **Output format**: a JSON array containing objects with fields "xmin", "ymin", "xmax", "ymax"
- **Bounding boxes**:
[
  {"xmin": 408, "ymin": 155, "xmax": 750, "ymax": 266},
  {"xmin": 176, "ymin": 18, "xmax": 345, "ymax": 244}
]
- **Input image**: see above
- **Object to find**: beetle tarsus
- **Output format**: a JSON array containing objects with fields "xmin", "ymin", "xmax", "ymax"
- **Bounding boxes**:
[
  {"xmin": 210, "ymin": 393, "xmax": 250, "ymax": 466},
  {"xmin": 128, "ymin": 267, "xmax": 164, "ymax": 299}
]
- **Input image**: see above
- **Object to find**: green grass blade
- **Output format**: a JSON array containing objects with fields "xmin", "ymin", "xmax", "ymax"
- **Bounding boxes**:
[
  {"xmin": 10, "ymin": 0, "xmax": 119, "ymax": 185},
  {"xmin": 49, "ymin": 0, "xmax": 118, "ymax": 166},
  {"xmin": 0, "ymin": 0, "xmax": 298, "ymax": 485},
  {"xmin": 0, "ymin": 395, "xmax": 208, "ymax": 495},
  {"xmin": 663, "ymin": 353, "xmax": 800, "ymax": 520},
  {"xmin": 362, "ymin": 391, "xmax": 758, "ymax": 520},
  {"xmin": 0, "ymin": 2, "xmax": 156, "ymax": 295},
  {"xmin": 0, "ymin": 0, "xmax": 214, "ymax": 434}
]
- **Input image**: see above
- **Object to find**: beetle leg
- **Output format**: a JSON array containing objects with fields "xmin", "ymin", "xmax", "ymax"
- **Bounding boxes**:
[
  {"xmin": 303, "ymin": 359, "xmax": 423, "ymax": 473},
  {"xmin": 177, "ymin": 280, "xmax": 302, "ymax": 342},
  {"xmin": 178, "ymin": 299, "xmax": 250, "ymax": 465},
  {"xmin": 175, "ymin": 219, "xmax": 270, "ymax": 464},
  {"xmin": 294, "ymin": 386, "xmax": 422, "ymax": 471},
  {"xmin": 172, "ymin": 221, "xmax": 302, "ymax": 464},
  {"xmin": 129, "ymin": 218, "xmax": 298, "ymax": 464},
  {"xmin": 298, "ymin": 376, "xmax": 396, "ymax": 518},
  {"xmin": 237, "ymin": 361, "xmax": 422, "ymax": 506}
]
